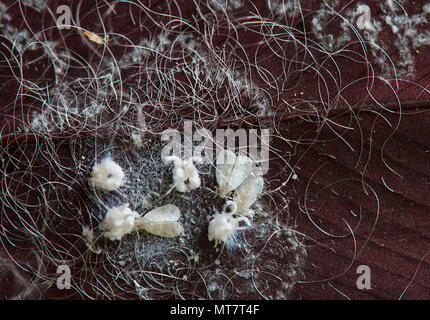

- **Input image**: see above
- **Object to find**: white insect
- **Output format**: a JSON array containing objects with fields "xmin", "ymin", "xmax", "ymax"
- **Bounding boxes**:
[
  {"xmin": 216, "ymin": 150, "xmax": 253, "ymax": 197},
  {"xmin": 90, "ymin": 156, "xmax": 125, "ymax": 191},
  {"xmin": 208, "ymin": 201, "xmax": 251, "ymax": 247},
  {"xmin": 232, "ymin": 173, "xmax": 264, "ymax": 216},
  {"xmin": 135, "ymin": 204, "xmax": 183, "ymax": 238},
  {"xmin": 164, "ymin": 155, "xmax": 202, "ymax": 193},
  {"xmin": 101, "ymin": 203, "xmax": 140, "ymax": 241}
]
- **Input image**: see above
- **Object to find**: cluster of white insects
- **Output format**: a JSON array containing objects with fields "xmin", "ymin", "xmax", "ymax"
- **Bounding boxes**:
[
  {"xmin": 209, "ymin": 150, "xmax": 264, "ymax": 247},
  {"xmin": 90, "ymin": 149, "xmax": 264, "ymax": 248}
]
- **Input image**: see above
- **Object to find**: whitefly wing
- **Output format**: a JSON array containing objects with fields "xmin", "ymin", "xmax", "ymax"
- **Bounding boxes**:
[
  {"xmin": 143, "ymin": 221, "xmax": 183, "ymax": 238},
  {"xmin": 216, "ymin": 150, "xmax": 252, "ymax": 197},
  {"xmin": 142, "ymin": 204, "xmax": 180, "ymax": 223},
  {"xmin": 227, "ymin": 155, "xmax": 253, "ymax": 194},
  {"xmin": 234, "ymin": 174, "xmax": 264, "ymax": 214},
  {"xmin": 141, "ymin": 204, "xmax": 182, "ymax": 238},
  {"xmin": 216, "ymin": 149, "xmax": 236, "ymax": 196}
]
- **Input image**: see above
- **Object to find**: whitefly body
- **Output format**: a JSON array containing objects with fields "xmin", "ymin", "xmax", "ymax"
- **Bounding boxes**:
[
  {"xmin": 164, "ymin": 155, "xmax": 202, "ymax": 193},
  {"xmin": 90, "ymin": 156, "xmax": 125, "ymax": 191},
  {"xmin": 208, "ymin": 201, "xmax": 251, "ymax": 247},
  {"xmin": 101, "ymin": 203, "xmax": 140, "ymax": 241}
]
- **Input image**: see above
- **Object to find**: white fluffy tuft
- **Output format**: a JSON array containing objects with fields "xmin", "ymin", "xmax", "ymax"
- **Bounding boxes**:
[
  {"xmin": 101, "ymin": 203, "xmax": 140, "ymax": 241},
  {"xmin": 208, "ymin": 203, "xmax": 251, "ymax": 247},
  {"xmin": 165, "ymin": 156, "xmax": 202, "ymax": 193},
  {"xmin": 90, "ymin": 157, "xmax": 125, "ymax": 191}
]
